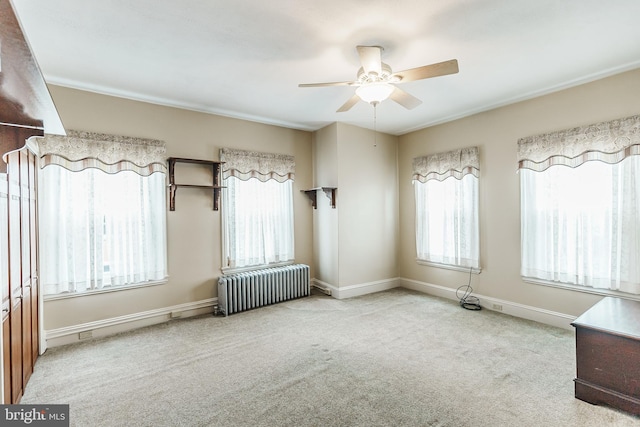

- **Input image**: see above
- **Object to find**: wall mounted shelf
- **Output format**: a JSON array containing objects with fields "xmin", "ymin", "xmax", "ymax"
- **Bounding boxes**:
[
  {"xmin": 302, "ymin": 187, "xmax": 337, "ymax": 209},
  {"xmin": 168, "ymin": 157, "xmax": 224, "ymax": 211}
]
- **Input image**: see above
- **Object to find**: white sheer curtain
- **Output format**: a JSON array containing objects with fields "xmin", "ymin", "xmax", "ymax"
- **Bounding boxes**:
[
  {"xmin": 413, "ymin": 147, "xmax": 480, "ymax": 269},
  {"xmin": 519, "ymin": 115, "xmax": 640, "ymax": 294},
  {"xmin": 220, "ymin": 148, "xmax": 295, "ymax": 269},
  {"xmin": 38, "ymin": 131, "xmax": 168, "ymax": 295}
]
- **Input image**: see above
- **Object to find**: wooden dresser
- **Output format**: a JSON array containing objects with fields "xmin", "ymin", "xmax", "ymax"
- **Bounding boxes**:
[{"xmin": 571, "ymin": 297, "xmax": 640, "ymax": 416}]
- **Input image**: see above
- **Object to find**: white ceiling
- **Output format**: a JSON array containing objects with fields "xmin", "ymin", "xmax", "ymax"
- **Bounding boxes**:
[{"xmin": 11, "ymin": 0, "xmax": 640, "ymax": 135}]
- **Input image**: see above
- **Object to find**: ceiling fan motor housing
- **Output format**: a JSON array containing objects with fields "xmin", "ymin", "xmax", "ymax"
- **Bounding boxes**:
[{"xmin": 357, "ymin": 62, "xmax": 394, "ymax": 85}]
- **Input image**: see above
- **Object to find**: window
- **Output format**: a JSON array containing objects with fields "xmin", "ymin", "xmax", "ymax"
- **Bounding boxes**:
[
  {"xmin": 220, "ymin": 148, "xmax": 295, "ymax": 270},
  {"xmin": 518, "ymin": 115, "xmax": 640, "ymax": 295},
  {"xmin": 38, "ymin": 131, "xmax": 168, "ymax": 296},
  {"xmin": 223, "ymin": 177, "xmax": 294, "ymax": 268},
  {"xmin": 412, "ymin": 147, "xmax": 480, "ymax": 270}
]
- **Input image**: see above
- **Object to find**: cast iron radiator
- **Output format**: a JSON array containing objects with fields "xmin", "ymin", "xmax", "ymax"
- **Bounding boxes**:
[{"xmin": 217, "ymin": 264, "xmax": 310, "ymax": 316}]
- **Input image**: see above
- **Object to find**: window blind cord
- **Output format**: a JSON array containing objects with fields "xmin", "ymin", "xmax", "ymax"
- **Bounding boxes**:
[{"xmin": 457, "ymin": 267, "xmax": 481, "ymax": 310}]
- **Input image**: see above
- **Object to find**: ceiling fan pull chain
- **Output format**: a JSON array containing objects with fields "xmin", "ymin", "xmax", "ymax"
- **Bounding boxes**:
[{"xmin": 373, "ymin": 102, "xmax": 378, "ymax": 147}]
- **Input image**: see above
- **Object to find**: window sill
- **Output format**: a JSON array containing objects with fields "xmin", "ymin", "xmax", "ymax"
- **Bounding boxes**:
[
  {"xmin": 43, "ymin": 278, "xmax": 168, "ymax": 301},
  {"xmin": 221, "ymin": 261, "xmax": 295, "ymax": 275},
  {"xmin": 523, "ymin": 277, "xmax": 640, "ymax": 302},
  {"xmin": 416, "ymin": 259, "xmax": 481, "ymax": 274}
]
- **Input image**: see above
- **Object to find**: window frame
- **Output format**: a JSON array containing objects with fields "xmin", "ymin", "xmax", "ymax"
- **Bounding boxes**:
[
  {"xmin": 519, "ymin": 157, "xmax": 640, "ymax": 297},
  {"xmin": 221, "ymin": 176, "xmax": 295, "ymax": 274},
  {"xmin": 39, "ymin": 166, "xmax": 169, "ymax": 298},
  {"xmin": 413, "ymin": 173, "xmax": 481, "ymax": 271}
]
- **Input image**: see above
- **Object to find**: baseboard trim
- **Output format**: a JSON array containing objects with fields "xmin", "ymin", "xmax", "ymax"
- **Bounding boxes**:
[
  {"xmin": 45, "ymin": 278, "xmax": 577, "ymax": 348},
  {"xmin": 310, "ymin": 280, "xmax": 333, "ymax": 296},
  {"xmin": 311, "ymin": 279, "xmax": 339, "ymax": 297},
  {"xmin": 45, "ymin": 298, "xmax": 217, "ymax": 348},
  {"xmin": 399, "ymin": 278, "xmax": 576, "ymax": 330},
  {"xmin": 312, "ymin": 278, "xmax": 400, "ymax": 300}
]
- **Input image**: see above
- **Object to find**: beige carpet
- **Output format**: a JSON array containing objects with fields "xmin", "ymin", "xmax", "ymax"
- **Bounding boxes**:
[{"xmin": 22, "ymin": 288, "xmax": 639, "ymax": 426}]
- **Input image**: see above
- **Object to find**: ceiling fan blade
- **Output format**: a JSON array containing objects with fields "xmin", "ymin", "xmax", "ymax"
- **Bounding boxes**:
[
  {"xmin": 394, "ymin": 59, "xmax": 459, "ymax": 82},
  {"xmin": 389, "ymin": 86, "xmax": 422, "ymax": 110},
  {"xmin": 337, "ymin": 94, "xmax": 361, "ymax": 112},
  {"xmin": 299, "ymin": 81, "xmax": 354, "ymax": 87},
  {"xmin": 357, "ymin": 45, "xmax": 382, "ymax": 76}
]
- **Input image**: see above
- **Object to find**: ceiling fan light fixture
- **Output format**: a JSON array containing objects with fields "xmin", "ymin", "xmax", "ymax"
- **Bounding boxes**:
[
  {"xmin": 300, "ymin": 45, "xmax": 458, "ymax": 112},
  {"xmin": 356, "ymin": 82, "xmax": 394, "ymax": 104}
]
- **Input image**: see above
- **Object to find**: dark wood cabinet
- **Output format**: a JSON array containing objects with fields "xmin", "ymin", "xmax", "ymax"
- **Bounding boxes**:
[
  {"xmin": 0, "ymin": 173, "xmax": 9, "ymax": 402},
  {"xmin": 2, "ymin": 317, "xmax": 9, "ymax": 401},
  {"xmin": 3, "ymin": 149, "xmax": 39, "ymax": 404},
  {"xmin": 7, "ymin": 150, "xmax": 23, "ymax": 403},
  {"xmin": 0, "ymin": 0, "xmax": 64, "ymax": 403},
  {"xmin": 0, "ymin": 137, "xmax": 42, "ymax": 405},
  {"xmin": 28, "ymin": 155, "xmax": 39, "ymax": 369},
  {"xmin": 572, "ymin": 297, "xmax": 640, "ymax": 416}
]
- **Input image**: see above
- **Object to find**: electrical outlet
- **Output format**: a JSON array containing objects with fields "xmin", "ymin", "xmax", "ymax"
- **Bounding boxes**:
[
  {"xmin": 78, "ymin": 330, "xmax": 92, "ymax": 340},
  {"xmin": 492, "ymin": 304, "xmax": 503, "ymax": 311}
]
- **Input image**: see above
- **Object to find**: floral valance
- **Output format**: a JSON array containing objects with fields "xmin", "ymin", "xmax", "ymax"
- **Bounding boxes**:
[
  {"xmin": 220, "ymin": 148, "xmax": 295, "ymax": 182},
  {"xmin": 412, "ymin": 146, "xmax": 479, "ymax": 183},
  {"xmin": 38, "ymin": 130, "xmax": 167, "ymax": 176},
  {"xmin": 517, "ymin": 115, "xmax": 640, "ymax": 172}
]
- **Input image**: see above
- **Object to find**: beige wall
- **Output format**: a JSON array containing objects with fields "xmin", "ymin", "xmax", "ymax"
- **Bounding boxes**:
[
  {"xmin": 312, "ymin": 122, "xmax": 399, "ymax": 292},
  {"xmin": 336, "ymin": 123, "xmax": 398, "ymax": 287},
  {"xmin": 312, "ymin": 124, "xmax": 339, "ymax": 286},
  {"xmin": 43, "ymin": 85, "xmax": 313, "ymax": 330},
  {"xmin": 41, "ymin": 67, "xmax": 640, "ymax": 333},
  {"xmin": 398, "ymin": 68, "xmax": 640, "ymax": 317}
]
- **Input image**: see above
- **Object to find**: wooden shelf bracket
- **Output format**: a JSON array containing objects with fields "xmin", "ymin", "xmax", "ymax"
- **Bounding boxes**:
[
  {"xmin": 302, "ymin": 187, "xmax": 337, "ymax": 209},
  {"xmin": 167, "ymin": 157, "xmax": 225, "ymax": 211}
]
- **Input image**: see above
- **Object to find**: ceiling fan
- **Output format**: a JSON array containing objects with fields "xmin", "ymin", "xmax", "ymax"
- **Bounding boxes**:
[{"xmin": 299, "ymin": 45, "xmax": 459, "ymax": 112}]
